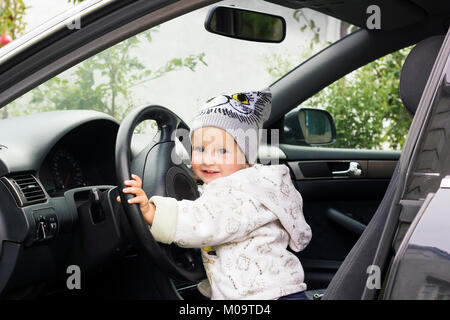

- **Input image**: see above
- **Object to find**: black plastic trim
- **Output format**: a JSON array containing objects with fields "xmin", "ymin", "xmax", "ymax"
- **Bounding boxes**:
[{"xmin": 327, "ymin": 208, "xmax": 367, "ymax": 236}]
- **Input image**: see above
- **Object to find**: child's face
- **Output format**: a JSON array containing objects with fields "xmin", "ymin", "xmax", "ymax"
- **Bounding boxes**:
[{"xmin": 191, "ymin": 126, "xmax": 249, "ymax": 184}]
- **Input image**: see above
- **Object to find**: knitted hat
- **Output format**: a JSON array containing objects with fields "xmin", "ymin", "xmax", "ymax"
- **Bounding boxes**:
[{"xmin": 189, "ymin": 88, "xmax": 272, "ymax": 164}]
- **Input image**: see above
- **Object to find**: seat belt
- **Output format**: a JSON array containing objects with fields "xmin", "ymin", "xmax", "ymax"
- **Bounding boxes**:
[
  {"xmin": 391, "ymin": 199, "xmax": 424, "ymax": 253},
  {"xmin": 361, "ymin": 197, "xmax": 426, "ymax": 300},
  {"xmin": 378, "ymin": 191, "xmax": 437, "ymax": 299}
]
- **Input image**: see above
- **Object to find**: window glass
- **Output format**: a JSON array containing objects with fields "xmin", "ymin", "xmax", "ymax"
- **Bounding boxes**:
[
  {"xmin": 3, "ymin": 0, "xmax": 351, "ymax": 136},
  {"xmin": 282, "ymin": 47, "xmax": 413, "ymax": 151}
]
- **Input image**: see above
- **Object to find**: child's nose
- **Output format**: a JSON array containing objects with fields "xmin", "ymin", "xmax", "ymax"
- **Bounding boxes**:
[{"xmin": 202, "ymin": 151, "xmax": 215, "ymax": 165}]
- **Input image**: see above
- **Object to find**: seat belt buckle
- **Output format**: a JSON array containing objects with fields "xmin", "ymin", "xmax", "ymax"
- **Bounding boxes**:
[{"xmin": 313, "ymin": 293, "xmax": 324, "ymax": 300}]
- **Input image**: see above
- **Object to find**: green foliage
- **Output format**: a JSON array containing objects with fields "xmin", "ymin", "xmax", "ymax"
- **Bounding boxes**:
[
  {"xmin": 26, "ymin": 29, "xmax": 207, "ymax": 122},
  {"xmin": 3, "ymin": 0, "xmax": 207, "ymax": 125},
  {"xmin": 0, "ymin": 0, "xmax": 84, "ymax": 38},
  {"xmin": 267, "ymin": 11, "xmax": 412, "ymax": 150},
  {"xmin": 266, "ymin": 47, "xmax": 413, "ymax": 150},
  {"xmin": 1, "ymin": 0, "xmax": 26, "ymax": 119},
  {"xmin": 293, "ymin": 9, "xmax": 321, "ymax": 49},
  {"xmin": 0, "ymin": 0, "xmax": 26, "ymax": 38},
  {"xmin": 265, "ymin": 53, "xmax": 297, "ymax": 81},
  {"xmin": 305, "ymin": 48, "xmax": 412, "ymax": 150},
  {"xmin": 1, "ymin": 0, "xmax": 86, "ymax": 119},
  {"xmin": 0, "ymin": 0, "xmax": 84, "ymax": 41}
]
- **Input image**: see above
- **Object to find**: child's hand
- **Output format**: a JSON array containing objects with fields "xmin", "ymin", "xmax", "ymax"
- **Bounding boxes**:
[{"xmin": 116, "ymin": 174, "xmax": 155, "ymax": 225}]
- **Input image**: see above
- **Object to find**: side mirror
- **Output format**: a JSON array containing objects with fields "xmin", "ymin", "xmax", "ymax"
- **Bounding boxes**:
[
  {"xmin": 283, "ymin": 108, "xmax": 336, "ymax": 146},
  {"xmin": 204, "ymin": 6, "xmax": 286, "ymax": 43}
]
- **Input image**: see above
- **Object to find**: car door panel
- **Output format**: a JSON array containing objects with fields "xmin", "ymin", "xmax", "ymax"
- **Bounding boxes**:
[{"xmin": 280, "ymin": 144, "xmax": 400, "ymax": 289}]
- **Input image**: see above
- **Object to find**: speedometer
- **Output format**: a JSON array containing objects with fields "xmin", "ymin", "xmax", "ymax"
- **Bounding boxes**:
[{"xmin": 51, "ymin": 150, "xmax": 85, "ymax": 190}]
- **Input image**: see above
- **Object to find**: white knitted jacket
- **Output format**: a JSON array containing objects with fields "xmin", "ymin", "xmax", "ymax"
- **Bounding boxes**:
[{"xmin": 148, "ymin": 164, "xmax": 312, "ymax": 300}]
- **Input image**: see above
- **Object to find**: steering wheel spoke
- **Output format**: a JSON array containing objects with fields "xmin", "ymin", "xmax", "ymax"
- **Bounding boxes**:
[{"xmin": 115, "ymin": 105, "xmax": 205, "ymax": 282}]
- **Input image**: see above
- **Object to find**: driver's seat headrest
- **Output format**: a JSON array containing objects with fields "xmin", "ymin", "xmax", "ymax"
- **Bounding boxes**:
[{"xmin": 400, "ymin": 35, "xmax": 445, "ymax": 116}]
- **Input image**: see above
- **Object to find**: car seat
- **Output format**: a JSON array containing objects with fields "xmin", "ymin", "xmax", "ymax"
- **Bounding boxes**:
[{"xmin": 320, "ymin": 35, "xmax": 445, "ymax": 300}]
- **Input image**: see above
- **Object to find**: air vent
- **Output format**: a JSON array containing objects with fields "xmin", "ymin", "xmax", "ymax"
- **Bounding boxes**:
[{"xmin": 1, "ymin": 174, "xmax": 47, "ymax": 207}]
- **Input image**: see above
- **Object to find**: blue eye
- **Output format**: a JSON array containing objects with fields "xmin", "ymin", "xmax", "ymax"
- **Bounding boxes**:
[
  {"xmin": 194, "ymin": 146, "xmax": 204, "ymax": 152},
  {"xmin": 218, "ymin": 148, "xmax": 227, "ymax": 155}
]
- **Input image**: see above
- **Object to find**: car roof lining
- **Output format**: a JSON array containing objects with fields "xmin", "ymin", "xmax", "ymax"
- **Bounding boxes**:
[{"xmin": 265, "ymin": 0, "xmax": 450, "ymax": 31}]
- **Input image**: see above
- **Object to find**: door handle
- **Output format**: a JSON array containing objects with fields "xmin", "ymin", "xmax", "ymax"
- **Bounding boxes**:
[{"xmin": 332, "ymin": 161, "xmax": 362, "ymax": 177}]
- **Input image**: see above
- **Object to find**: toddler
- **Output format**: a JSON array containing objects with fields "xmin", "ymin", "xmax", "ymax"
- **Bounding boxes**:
[{"xmin": 118, "ymin": 89, "xmax": 312, "ymax": 300}]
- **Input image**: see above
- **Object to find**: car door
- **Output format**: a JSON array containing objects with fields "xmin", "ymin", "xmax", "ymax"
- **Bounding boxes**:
[
  {"xmin": 281, "ymin": 142, "xmax": 399, "ymax": 290},
  {"xmin": 272, "ymin": 49, "xmax": 410, "ymax": 290}
]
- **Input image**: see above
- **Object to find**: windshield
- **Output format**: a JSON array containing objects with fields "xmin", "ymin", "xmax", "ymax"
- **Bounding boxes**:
[{"xmin": 2, "ymin": 0, "xmax": 352, "ymax": 128}]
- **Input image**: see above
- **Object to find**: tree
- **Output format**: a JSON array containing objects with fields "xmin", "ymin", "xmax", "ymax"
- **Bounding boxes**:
[
  {"xmin": 1, "ymin": 0, "xmax": 85, "ymax": 119},
  {"xmin": 293, "ymin": 9, "xmax": 321, "ymax": 49},
  {"xmin": 305, "ymin": 48, "xmax": 412, "ymax": 150},
  {"xmin": 293, "ymin": 9, "xmax": 357, "ymax": 49},
  {"xmin": 0, "ymin": 0, "xmax": 86, "ymax": 45},
  {"xmin": 0, "ymin": 0, "xmax": 26, "ymax": 39},
  {"xmin": 266, "ymin": 48, "xmax": 412, "ymax": 150},
  {"xmin": 0, "ymin": 0, "xmax": 26, "ymax": 119},
  {"xmin": 4, "ymin": 1, "xmax": 208, "ymax": 128},
  {"xmin": 265, "ymin": 10, "xmax": 412, "ymax": 150},
  {"xmin": 24, "ymin": 28, "xmax": 207, "ymax": 128}
]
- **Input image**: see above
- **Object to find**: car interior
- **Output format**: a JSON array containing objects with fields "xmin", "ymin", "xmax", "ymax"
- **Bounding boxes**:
[{"xmin": 0, "ymin": 0, "xmax": 450, "ymax": 300}]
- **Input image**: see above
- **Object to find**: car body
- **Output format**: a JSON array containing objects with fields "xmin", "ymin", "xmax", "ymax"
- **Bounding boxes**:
[{"xmin": 0, "ymin": 0, "xmax": 450, "ymax": 300}]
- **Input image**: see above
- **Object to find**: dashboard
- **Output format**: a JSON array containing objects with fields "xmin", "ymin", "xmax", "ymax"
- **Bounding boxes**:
[
  {"xmin": 0, "ymin": 110, "xmax": 122, "ymax": 296},
  {"xmin": 38, "ymin": 120, "xmax": 118, "ymax": 197},
  {"xmin": 0, "ymin": 109, "xmax": 198, "ymax": 298},
  {"xmin": 0, "ymin": 109, "xmax": 284, "ymax": 298}
]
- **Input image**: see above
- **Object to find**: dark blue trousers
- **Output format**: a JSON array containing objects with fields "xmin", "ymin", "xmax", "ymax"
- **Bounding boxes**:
[{"xmin": 278, "ymin": 291, "xmax": 309, "ymax": 300}]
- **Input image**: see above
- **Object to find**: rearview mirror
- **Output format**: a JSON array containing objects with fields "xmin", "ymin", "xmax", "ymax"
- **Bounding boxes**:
[
  {"xmin": 283, "ymin": 108, "xmax": 336, "ymax": 146},
  {"xmin": 204, "ymin": 6, "xmax": 286, "ymax": 43}
]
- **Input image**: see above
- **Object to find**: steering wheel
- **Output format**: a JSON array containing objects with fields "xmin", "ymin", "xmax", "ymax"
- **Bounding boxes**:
[{"xmin": 115, "ymin": 105, "xmax": 205, "ymax": 282}]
